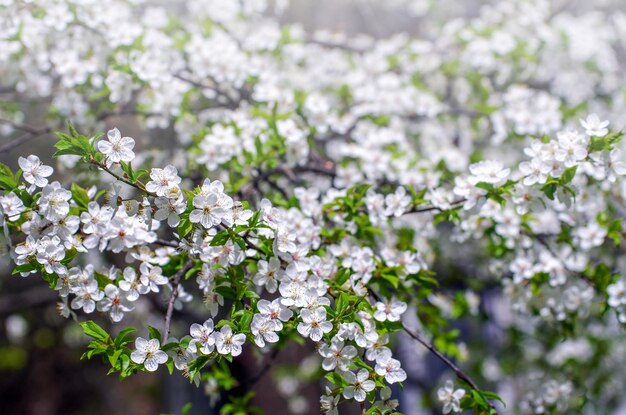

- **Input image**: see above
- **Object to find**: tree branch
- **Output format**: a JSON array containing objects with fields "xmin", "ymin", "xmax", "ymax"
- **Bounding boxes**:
[
  {"xmin": 163, "ymin": 259, "xmax": 194, "ymax": 342},
  {"xmin": 0, "ymin": 285, "xmax": 58, "ymax": 316},
  {"xmin": 369, "ymin": 290, "xmax": 495, "ymax": 410},
  {"xmin": 406, "ymin": 198, "xmax": 466, "ymax": 214},
  {"xmin": 0, "ymin": 119, "xmax": 52, "ymax": 153},
  {"xmin": 248, "ymin": 347, "xmax": 281, "ymax": 387},
  {"xmin": 88, "ymin": 157, "xmax": 155, "ymax": 196}
]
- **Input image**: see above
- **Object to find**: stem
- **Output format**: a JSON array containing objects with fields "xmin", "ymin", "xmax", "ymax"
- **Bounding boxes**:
[
  {"xmin": 526, "ymin": 230, "xmax": 593, "ymax": 286},
  {"xmin": 0, "ymin": 119, "xmax": 52, "ymax": 153},
  {"xmin": 369, "ymin": 291, "xmax": 495, "ymax": 410},
  {"xmin": 401, "ymin": 325, "xmax": 475, "ymax": 388},
  {"xmin": 162, "ymin": 259, "xmax": 194, "ymax": 342},
  {"xmin": 401, "ymin": 325, "xmax": 497, "ymax": 411},
  {"xmin": 154, "ymin": 238, "xmax": 180, "ymax": 248},
  {"xmin": 406, "ymin": 198, "xmax": 466, "ymax": 214},
  {"xmin": 89, "ymin": 157, "xmax": 155, "ymax": 196},
  {"xmin": 247, "ymin": 347, "xmax": 281, "ymax": 387},
  {"xmin": 0, "ymin": 118, "xmax": 51, "ymax": 135}
]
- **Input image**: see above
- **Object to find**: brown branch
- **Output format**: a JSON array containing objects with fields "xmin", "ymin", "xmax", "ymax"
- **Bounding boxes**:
[
  {"xmin": 163, "ymin": 259, "xmax": 194, "ymax": 342},
  {"xmin": 0, "ymin": 119, "xmax": 52, "ymax": 153},
  {"xmin": 0, "ymin": 132, "xmax": 44, "ymax": 154},
  {"xmin": 406, "ymin": 198, "xmax": 466, "ymax": 214},
  {"xmin": 0, "ymin": 285, "xmax": 58, "ymax": 316},
  {"xmin": 401, "ymin": 325, "xmax": 476, "ymax": 389},
  {"xmin": 305, "ymin": 39, "xmax": 367, "ymax": 54},
  {"xmin": 0, "ymin": 118, "xmax": 51, "ymax": 135},
  {"xmin": 239, "ymin": 164, "xmax": 336, "ymax": 199},
  {"xmin": 88, "ymin": 157, "xmax": 155, "ymax": 196},
  {"xmin": 216, "ymin": 223, "xmax": 264, "ymax": 254},
  {"xmin": 525, "ymin": 230, "xmax": 594, "ymax": 286},
  {"xmin": 369, "ymin": 290, "xmax": 495, "ymax": 410},
  {"xmin": 173, "ymin": 73, "xmax": 240, "ymax": 109},
  {"xmin": 154, "ymin": 238, "xmax": 180, "ymax": 248},
  {"xmin": 247, "ymin": 347, "xmax": 281, "ymax": 387}
]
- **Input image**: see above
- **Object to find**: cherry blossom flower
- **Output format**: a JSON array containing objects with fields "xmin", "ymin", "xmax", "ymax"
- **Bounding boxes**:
[
  {"xmin": 468, "ymin": 160, "xmax": 510, "ymax": 185},
  {"xmin": 580, "ymin": 113, "xmax": 609, "ymax": 137},
  {"xmin": 437, "ymin": 380, "xmax": 466, "ymax": 414},
  {"xmin": 342, "ymin": 369, "xmax": 375, "ymax": 402},
  {"xmin": 190, "ymin": 193, "xmax": 226, "ymax": 228},
  {"xmin": 250, "ymin": 315, "xmax": 279, "ymax": 347},
  {"xmin": 97, "ymin": 284, "xmax": 133, "ymax": 322},
  {"xmin": 145, "ymin": 165, "xmax": 181, "ymax": 197},
  {"xmin": 373, "ymin": 299, "xmax": 407, "ymax": 322},
  {"xmin": 188, "ymin": 319, "xmax": 216, "ymax": 354},
  {"xmin": 18, "ymin": 155, "xmax": 53, "ymax": 188},
  {"xmin": 253, "ymin": 257, "xmax": 281, "ymax": 293},
  {"xmin": 256, "ymin": 298, "xmax": 293, "ymax": 328},
  {"xmin": 319, "ymin": 338, "xmax": 357, "ymax": 371},
  {"xmin": 130, "ymin": 337, "xmax": 168, "ymax": 372},
  {"xmin": 98, "ymin": 128, "xmax": 136, "ymax": 164},
  {"xmin": 70, "ymin": 280, "xmax": 104, "ymax": 313},
  {"xmin": 320, "ymin": 387, "xmax": 340, "ymax": 415},
  {"xmin": 297, "ymin": 307, "xmax": 333, "ymax": 342},
  {"xmin": 213, "ymin": 325, "xmax": 246, "ymax": 356},
  {"xmin": 374, "ymin": 350, "xmax": 407, "ymax": 384}
]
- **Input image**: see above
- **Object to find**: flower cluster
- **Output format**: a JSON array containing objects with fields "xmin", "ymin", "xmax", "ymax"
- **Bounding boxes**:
[{"xmin": 3, "ymin": 0, "xmax": 626, "ymax": 414}]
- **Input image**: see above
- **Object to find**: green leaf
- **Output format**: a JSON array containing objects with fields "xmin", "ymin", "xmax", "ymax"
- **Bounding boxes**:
[
  {"xmin": 324, "ymin": 372, "xmax": 346, "ymax": 386},
  {"xmin": 178, "ymin": 217, "xmax": 193, "ymax": 239},
  {"xmin": 53, "ymin": 126, "xmax": 95, "ymax": 159},
  {"xmin": 0, "ymin": 162, "xmax": 14, "ymax": 178},
  {"xmin": 81, "ymin": 321, "xmax": 110, "ymax": 341},
  {"xmin": 70, "ymin": 183, "xmax": 90, "ymax": 210},
  {"xmin": 481, "ymin": 391, "xmax": 506, "ymax": 406},
  {"xmin": 210, "ymin": 230, "xmax": 231, "ymax": 246},
  {"xmin": 475, "ymin": 182, "xmax": 494, "ymax": 192},
  {"xmin": 215, "ymin": 285, "xmax": 237, "ymax": 300},
  {"xmin": 238, "ymin": 311, "xmax": 253, "ymax": 331},
  {"xmin": 114, "ymin": 327, "xmax": 137, "ymax": 348},
  {"xmin": 0, "ymin": 162, "xmax": 17, "ymax": 190},
  {"xmin": 12, "ymin": 263, "xmax": 36, "ymax": 275},
  {"xmin": 335, "ymin": 292, "xmax": 349, "ymax": 317},
  {"xmin": 540, "ymin": 182, "xmax": 557, "ymax": 200},
  {"xmin": 471, "ymin": 390, "xmax": 489, "ymax": 408},
  {"xmin": 68, "ymin": 120, "xmax": 79, "ymax": 138},
  {"xmin": 148, "ymin": 326, "xmax": 162, "ymax": 340},
  {"xmin": 559, "ymin": 166, "xmax": 577, "ymax": 185},
  {"xmin": 335, "ymin": 268, "xmax": 351, "ymax": 285},
  {"xmin": 107, "ymin": 349, "xmax": 124, "ymax": 367}
]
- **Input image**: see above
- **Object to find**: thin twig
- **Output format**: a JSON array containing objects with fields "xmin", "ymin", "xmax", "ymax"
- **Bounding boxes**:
[
  {"xmin": 526, "ymin": 230, "xmax": 593, "ymax": 286},
  {"xmin": 163, "ymin": 259, "xmax": 194, "ymax": 342},
  {"xmin": 173, "ymin": 73, "xmax": 240, "ymax": 109},
  {"xmin": 0, "ymin": 118, "xmax": 51, "ymax": 135},
  {"xmin": 369, "ymin": 291, "xmax": 495, "ymax": 410},
  {"xmin": 406, "ymin": 198, "xmax": 466, "ymax": 214},
  {"xmin": 154, "ymin": 238, "xmax": 180, "ymax": 248},
  {"xmin": 0, "ymin": 119, "xmax": 52, "ymax": 153},
  {"xmin": 216, "ymin": 223, "xmax": 264, "ymax": 254},
  {"xmin": 0, "ymin": 285, "xmax": 58, "ymax": 316},
  {"xmin": 0, "ymin": 132, "xmax": 44, "ymax": 153},
  {"xmin": 402, "ymin": 325, "xmax": 476, "ymax": 389},
  {"xmin": 247, "ymin": 347, "xmax": 281, "ymax": 387},
  {"xmin": 88, "ymin": 157, "xmax": 155, "ymax": 196},
  {"xmin": 239, "ymin": 164, "xmax": 336, "ymax": 198}
]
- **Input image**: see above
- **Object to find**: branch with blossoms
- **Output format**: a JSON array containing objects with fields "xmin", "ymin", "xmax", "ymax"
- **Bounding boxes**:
[
  {"xmin": 3, "ymin": 109, "xmax": 625, "ymax": 413},
  {"xmin": 0, "ymin": 124, "xmax": 510, "ymax": 414},
  {"xmin": 6, "ymin": 1, "xmax": 626, "ymax": 414}
]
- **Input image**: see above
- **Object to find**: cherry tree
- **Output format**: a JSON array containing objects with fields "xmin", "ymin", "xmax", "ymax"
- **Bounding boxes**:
[{"xmin": 2, "ymin": 0, "xmax": 626, "ymax": 414}]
